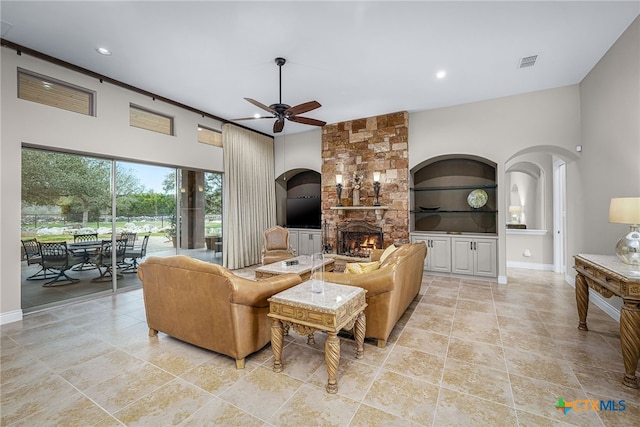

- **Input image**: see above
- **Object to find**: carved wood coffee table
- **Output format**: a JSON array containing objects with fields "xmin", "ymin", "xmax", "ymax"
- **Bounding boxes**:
[
  {"xmin": 268, "ymin": 280, "xmax": 367, "ymax": 393},
  {"xmin": 255, "ymin": 255, "xmax": 334, "ymax": 282}
]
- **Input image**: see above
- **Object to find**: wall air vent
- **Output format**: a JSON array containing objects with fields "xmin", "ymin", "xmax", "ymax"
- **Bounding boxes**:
[{"xmin": 519, "ymin": 55, "xmax": 538, "ymax": 68}]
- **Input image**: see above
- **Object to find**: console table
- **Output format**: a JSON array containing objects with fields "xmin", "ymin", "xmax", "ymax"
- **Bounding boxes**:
[
  {"xmin": 574, "ymin": 254, "xmax": 640, "ymax": 388},
  {"xmin": 268, "ymin": 280, "xmax": 366, "ymax": 393}
]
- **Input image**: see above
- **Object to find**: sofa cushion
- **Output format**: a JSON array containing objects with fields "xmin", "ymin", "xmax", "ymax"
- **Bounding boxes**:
[
  {"xmin": 379, "ymin": 244, "xmax": 397, "ymax": 264},
  {"xmin": 345, "ymin": 261, "xmax": 381, "ymax": 274}
]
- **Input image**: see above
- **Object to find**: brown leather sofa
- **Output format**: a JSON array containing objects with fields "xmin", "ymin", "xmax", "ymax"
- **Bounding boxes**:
[
  {"xmin": 319, "ymin": 241, "xmax": 427, "ymax": 347},
  {"xmin": 138, "ymin": 255, "xmax": 302, "ymax": 368}
]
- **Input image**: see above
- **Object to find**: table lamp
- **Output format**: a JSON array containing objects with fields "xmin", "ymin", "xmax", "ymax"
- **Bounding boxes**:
[
  {"xmin": 609, "ymin": 197, "xmax": 640, "ymax": 265},
  {"xmin": 508, "ymin": 205, "xmax": 522, "ymax": 223}
]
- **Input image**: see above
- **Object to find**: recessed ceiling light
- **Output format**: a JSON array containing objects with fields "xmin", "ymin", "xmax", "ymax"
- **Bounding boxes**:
[
  {"xmin": 436, "ymin": 70, "xmax": 447, "ymax": 79},
  {"xmin": 96, "ymin": 47, "xmax": 111, "ymax": 56}
]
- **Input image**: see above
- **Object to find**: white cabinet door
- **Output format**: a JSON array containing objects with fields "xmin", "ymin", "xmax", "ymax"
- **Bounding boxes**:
[
  {"xmin": 411, "ymin": 236, "xmax": 430, "ymax": 270},
  {"xmin": 411, "ymin": 235, "xmax": 451, "ymax": 273},
  {"xmin": 451, "ymin": 238, "xmax": 474, "ymax": 275},
  {"xmin": 451, "ymin": 237, "xmax": 497, "ymax": 277},
  {"xmin": 298, "ymin": 230, "xmax": 322, "ymax": 255},
  {"xmin": 474, "ymin": 238, "xmax": 497, "ymax": 277},
  {"xmin": 430, "ymin": 237, "xmax": 452, "ymax": 273}
]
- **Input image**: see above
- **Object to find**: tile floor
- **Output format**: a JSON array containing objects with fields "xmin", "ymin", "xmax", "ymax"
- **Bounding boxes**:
[{"xmin": 2, "ymin": 268, "xmax": 639, "ymax": 426}]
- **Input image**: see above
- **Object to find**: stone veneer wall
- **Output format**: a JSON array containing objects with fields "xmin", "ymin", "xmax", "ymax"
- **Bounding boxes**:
[{"xmin": 321, "ymin": 111, "xmax": 409, "ymax": 251}]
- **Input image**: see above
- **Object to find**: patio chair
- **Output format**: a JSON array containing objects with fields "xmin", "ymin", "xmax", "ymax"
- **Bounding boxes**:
[
  {"xmin": 122, "ymin": 234, "xmax": 150, "ymax": 273},
  {"xmin": 118, "ymin": 232, "xmax": 137, "ymax": 267},
  {"xmin": 90, "ymin": 239, "xmax": 128, "ymax": 282},
  {"xmin": 120, "ymin": 232, "xmax": 137, "ymax": 250},
  {"xmin": 38, "ymin": 241, "xmax": 79, "ymax": 286},
  {"xmin": 21, "ymin": 238, "xmax": 58, "ymax": 281},
  {"xmin": 71, "ymin": 232, "xmax": 99, "ymax": 271}
]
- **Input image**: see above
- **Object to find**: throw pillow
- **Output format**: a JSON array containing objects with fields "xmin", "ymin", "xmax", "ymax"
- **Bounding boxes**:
[
  {"xmin": 345, "ymin": 261, "xmax": 381, "ymax": 274},
  {"xmin": 379, "ymin": 244, "xmax": 397, "ymax": 264}
]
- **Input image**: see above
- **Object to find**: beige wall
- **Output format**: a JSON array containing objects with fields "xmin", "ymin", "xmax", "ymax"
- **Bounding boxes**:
[
  {"xmin": 1, "ymin": 49, "xmax": 224, "ymax": 321},
  {"xmin": 571, "ymin": 16, "xmax": 640, "ymax": 261}
]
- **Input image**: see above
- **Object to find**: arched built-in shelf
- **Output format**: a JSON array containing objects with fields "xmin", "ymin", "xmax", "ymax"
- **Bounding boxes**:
[{"xmin": 411, "ymin": 155, "xmax": 497, "ymax": 234}]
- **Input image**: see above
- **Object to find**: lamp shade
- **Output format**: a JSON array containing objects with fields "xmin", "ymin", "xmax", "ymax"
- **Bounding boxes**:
[
  {"xmin": 335, "ymin": 174, "xmax": 343, "ymax": 185},
  {"xmin": 373, "ymin": 171, "xmax": 381, "ymax": 182},
  {"xmin": 609, "ymin": 197, "xmax": 640, "ymax": 224},
  {"xmin": 508, "ymin": 205, "xmax": 522, "ymax": 214}
]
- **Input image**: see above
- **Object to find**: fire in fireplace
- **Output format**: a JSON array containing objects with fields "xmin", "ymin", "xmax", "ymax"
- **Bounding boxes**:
[{"xmin": 336, "ymin": 220, "xmax": 383, "ymax": 257}]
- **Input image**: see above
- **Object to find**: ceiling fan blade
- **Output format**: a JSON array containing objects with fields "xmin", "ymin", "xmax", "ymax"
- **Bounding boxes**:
[
  {"xmin": 289, "ymin": 116, "xmax": 327, "ymax": 127},
  {"xmin": 273, "ymin": 118, "xmax": 285, "ymax": 133},
  {"xmin": 232, "ymin": 116, "xmax": 276, "ymax": 121},
  {"xmin": 285, "ymin": 100, "xmax": 321, "ymax": 116},
  {"xmin": 244, "ymin": 98, "xmax": 276, "ymax": 114}
]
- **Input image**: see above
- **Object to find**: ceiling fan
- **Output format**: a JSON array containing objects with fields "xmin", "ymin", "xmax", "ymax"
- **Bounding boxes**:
[{"xmin": 234, "ymin": 57, "xmax": 326, "ymax": 133}]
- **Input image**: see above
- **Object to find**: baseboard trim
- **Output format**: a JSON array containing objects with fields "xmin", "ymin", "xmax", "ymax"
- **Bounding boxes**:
[
  {"xmin": 565, "ymin": 274, "xmax": 620, "ymax": 322},
  {"xmin": 507, "ymin": 261, "xmax": 554, "ymax": 271},
  {"xmin": 0, "ymin": 309, "xmax": 23, "ymax": 325}
]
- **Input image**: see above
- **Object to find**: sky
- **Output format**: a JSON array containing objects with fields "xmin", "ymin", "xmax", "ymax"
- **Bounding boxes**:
[{"xmin": 120, "ymin": 162, "xmax": 174, "ymax": 194}]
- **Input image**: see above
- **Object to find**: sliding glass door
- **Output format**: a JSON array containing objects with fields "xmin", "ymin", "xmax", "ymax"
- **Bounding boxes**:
[
  {"xmin": 21, "ymin": 148, "xmax": 114, "ymax": 309},
  {"xmin": 21, "ymin": 147, "xmax": 223, "ymax": 310}
]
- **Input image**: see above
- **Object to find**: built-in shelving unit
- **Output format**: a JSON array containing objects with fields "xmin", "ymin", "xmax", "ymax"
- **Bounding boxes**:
[{"xmin": 411, "ymin": 156, "xmax": 497, "ymax": 234}]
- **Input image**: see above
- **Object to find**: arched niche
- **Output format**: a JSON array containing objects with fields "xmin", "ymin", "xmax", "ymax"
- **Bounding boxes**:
[
  {"xmin": 505, "ymin": 161, "xmax": 544, "ymax": 229},
  {"xmin": 411, "ymin": 154, "xmax": 497, "ymax": 234},
  {"xmin": 275, "ymin": 169, "xmax": 321, "ymax": 227}
]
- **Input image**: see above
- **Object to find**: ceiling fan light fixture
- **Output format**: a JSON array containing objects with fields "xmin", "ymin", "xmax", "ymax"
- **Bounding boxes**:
[{"xmin": 233, "ymin": 56, "xmax": 326, "ymax": 133}]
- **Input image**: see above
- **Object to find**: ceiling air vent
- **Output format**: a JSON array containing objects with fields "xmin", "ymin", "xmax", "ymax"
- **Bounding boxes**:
[{"xmin": 519, "ymin": 55, "xmax": 538, "ymax": 68}]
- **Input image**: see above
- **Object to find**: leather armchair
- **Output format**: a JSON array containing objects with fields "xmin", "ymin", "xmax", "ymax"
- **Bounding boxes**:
[
  {"xmin": 261, "ymin": 225, "xmax": 296, "ymax": 265},
  {"xmin": 318, "ymin": 241, "xmax": 427, "ymax": 347},
  {"xmin": 138, "ymin": 255, "xmax": 302, "ymax": 368}
]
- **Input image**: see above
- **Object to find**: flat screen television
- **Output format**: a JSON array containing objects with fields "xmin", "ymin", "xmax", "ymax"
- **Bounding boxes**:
[{"xmin": 286, "ymin": 198, "xmax": 321, "ymax": 228}]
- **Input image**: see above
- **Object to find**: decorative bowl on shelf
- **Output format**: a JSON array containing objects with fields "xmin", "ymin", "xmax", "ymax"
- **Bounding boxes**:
[
  {"xmin": 467, "ymin": 189, "xmax": 488, "ymax": 209},
  {"xmin": 419, "ymin": 206, "xmax": 440, "ymax": 212}
]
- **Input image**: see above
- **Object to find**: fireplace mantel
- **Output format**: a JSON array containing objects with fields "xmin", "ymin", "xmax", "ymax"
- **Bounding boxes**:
[{"xmin": 330, "ymin": 206, "xmax": 389, "ymax": 220}]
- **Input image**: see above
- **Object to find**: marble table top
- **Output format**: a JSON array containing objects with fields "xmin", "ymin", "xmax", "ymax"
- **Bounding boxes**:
[
  {"xmin": 576, "ymin": 254, "xmax": 640, "ymax": 279},
  {"xmin": 269, "ymin": 280, "xmax": 365, "ymax": 312},
  {"xmin": 255, "ymin": 255, "xmax": 334, "ymax": 275}
]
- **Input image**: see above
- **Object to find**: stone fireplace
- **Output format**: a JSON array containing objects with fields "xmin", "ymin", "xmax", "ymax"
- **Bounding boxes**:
[
  {"xmin": 336, "ymin": 220, "xmax": 383, "ymax": 257},
  {"xmin": 321, "ymin": 111, "xmax": 410, "ymax": 252}
]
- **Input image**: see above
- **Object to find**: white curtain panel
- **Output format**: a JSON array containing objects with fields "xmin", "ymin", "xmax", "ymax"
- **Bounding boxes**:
[{"xmin": 222, "ymin": 124, "xmax": 276, "ymax": 269}]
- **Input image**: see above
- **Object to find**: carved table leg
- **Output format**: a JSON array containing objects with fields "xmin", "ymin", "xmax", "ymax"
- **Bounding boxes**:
[
  {"xmin": 271, "ymin": 318, "xmax": 284, "ymax": 373},
  {"xmin": 325, "ymin": 332, "xmax": 341, "ymax": 394},
  {"xmin": 575, "ymin": 273, "xmax": 590, "ymax": 331},
  {"xmin": 354, "ymin": 311, "xmax": 366, "ymax": 359},
  {"xmin": 620, "ymin": 300, "xmax": 640, "ymax": 389},
  {"xmin": 307, "ymin": 334, "xmax": 315, "ymax": 345}
]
